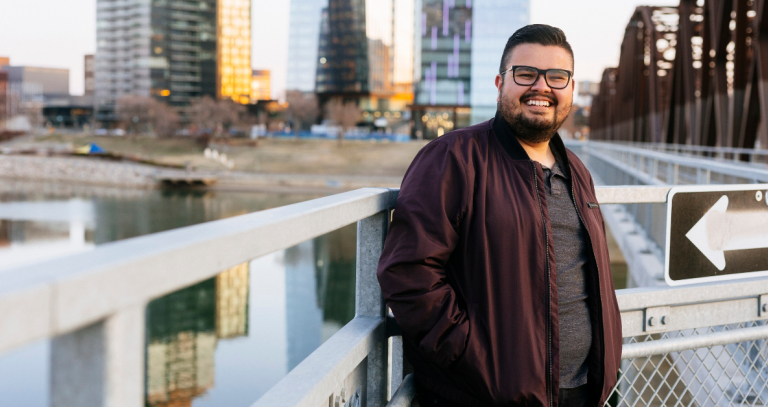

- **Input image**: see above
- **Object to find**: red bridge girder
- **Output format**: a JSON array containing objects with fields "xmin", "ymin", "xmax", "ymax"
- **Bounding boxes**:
[{"xmin": 590, "ymin": 0, "xmax": 768, "ymax": 150}]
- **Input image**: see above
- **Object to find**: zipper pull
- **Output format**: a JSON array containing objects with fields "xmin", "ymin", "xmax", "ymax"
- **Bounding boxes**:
[{"xmin": 587, "ymin": 202, "xmax": 599, "ymax": 209}]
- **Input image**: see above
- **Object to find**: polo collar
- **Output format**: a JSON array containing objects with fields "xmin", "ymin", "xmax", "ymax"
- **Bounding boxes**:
[{"xmin": 491, "ymin": 110, "xmax": 572, "ymax": 179}]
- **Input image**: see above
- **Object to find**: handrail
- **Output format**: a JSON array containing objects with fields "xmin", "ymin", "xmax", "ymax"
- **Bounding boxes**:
[
  {"xmin": 386, "ymin": 374, "xmax": 416, "ymax": 407},
  {"xmin": 594, "ymin": 185, "xmax": 669, "ymax": 203},
  {"xmin": 7, "ymin": 182, "xmax": 768, "ymax": 407},
  {"xmin": 252, "ymin": 316, "xmax": 385, "ymax": 407},
  {"xmin": 616, "ymin": 277, "xmax": 768, "ymax": 337},
  {"xmin": 621, "ymin": 324, "xmax": 768, "ymax": 359},
  {"xmin": 0, "ymin": 185, "xmax": 663, "ymax": 355},
  {"xmin": 616, "ymin": 141, "xmax": 768, "ymax": 158},
  {"xmin": 0, "ymin": 187, "xmax": 397, "ymax": 354},
  {"xmin": 589, "ymin": 141, "xmax": 768, "ymax": 182}
]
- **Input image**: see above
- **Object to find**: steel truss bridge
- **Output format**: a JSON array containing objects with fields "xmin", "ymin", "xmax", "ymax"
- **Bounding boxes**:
[{"xmin": 590, "ymin": 0, "xmax": 768, "ymax": 151}]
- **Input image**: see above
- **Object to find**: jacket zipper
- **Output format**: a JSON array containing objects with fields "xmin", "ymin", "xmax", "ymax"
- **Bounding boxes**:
[
  {"xmin": 531, "ymin": 162, "xmax": 553, "ymax": 407},
  {"xmin": 570, "ymin": 182, "xmax": 607, "ymax": 405}
]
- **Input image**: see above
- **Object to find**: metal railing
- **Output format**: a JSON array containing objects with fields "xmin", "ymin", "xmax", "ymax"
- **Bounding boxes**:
[
  {"xmin": 3, "ymin": 185, "xmax": 768, "ymax": 406},
  {"xmin": 566, "ymin": 140, "xmax": 768, "ymax": 287},
  {"xmin": 613, "ymin": 277, "xmax": 768, "ymax": 407},
  {"xmin": 0, "ymin": 188, "xmax": 397, "ymax": 407},
  {"xmin": 615, "ymin": 141, "xmax": 768, "ymax": 166},
  {"xmin": 582, "ymin": 141, "xmax": 768, "ymax": 186}
]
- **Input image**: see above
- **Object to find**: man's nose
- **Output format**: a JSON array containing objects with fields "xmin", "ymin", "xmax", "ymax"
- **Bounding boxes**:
[{"xmin": 530, "ymin": 74, "xmax": 552, "ymax": 92}]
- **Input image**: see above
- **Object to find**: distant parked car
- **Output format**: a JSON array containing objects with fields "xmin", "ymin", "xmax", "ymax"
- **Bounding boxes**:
[
  {"xmin": 109, "ymin": 129, "xmax": 126, "ymax": 136},
  {"xmin": 94, "ymin": 129, "xmax": 108, "ymax": 136}
]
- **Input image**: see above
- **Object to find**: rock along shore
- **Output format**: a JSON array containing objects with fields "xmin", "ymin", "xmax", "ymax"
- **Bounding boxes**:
[
  {"xmin": 0, "ymin": 154, "xmax": 198, "ymax": 188},
  {"xmin": 0, "ymin": 154, "xmax": 402, "ymax": 192}
]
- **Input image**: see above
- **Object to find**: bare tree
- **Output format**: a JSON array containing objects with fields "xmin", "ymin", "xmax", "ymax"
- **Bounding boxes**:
[
  {"xmin": 324, "ymin": 97, "xmax": 361, "ymax": 145},
  {"xmin": 115, "ymin": 95, "xmax": 179, "ymax": 137},
  {"xmin": 284, "ymin": 90, "xmax": 319, "ymax": 138},
  {"xmin": 188, "ymin": 96, "xmax": 246, "ymax": 138},
  {"xmin": 152, "ymin": 102, "xmax": 180, "ymax": 137}
]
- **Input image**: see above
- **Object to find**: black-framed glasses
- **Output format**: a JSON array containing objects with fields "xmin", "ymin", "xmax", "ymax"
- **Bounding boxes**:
[{"xmin": 500, "ymin": 65, "xmax": 573, "ymax": 89}]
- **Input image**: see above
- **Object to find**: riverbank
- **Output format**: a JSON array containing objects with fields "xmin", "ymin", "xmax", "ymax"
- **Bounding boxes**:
[
  {"xmin": 1, "ymin": 134, "xmax": 427, "ymax": 191},
  {"xmin": 23, "ymin": 134, "xmax": 429, "ymax": 176}
]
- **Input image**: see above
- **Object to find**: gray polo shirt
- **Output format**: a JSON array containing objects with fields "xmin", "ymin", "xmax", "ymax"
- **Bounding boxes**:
[{"xmin": 541, "ymin": 152, "xmax": 592, "ymax": 389}]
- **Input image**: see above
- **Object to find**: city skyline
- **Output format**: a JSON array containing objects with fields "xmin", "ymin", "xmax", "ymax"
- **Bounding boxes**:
[{"xmin": 0, "ymin": 0, "xmax": 679, "ymax": 100}]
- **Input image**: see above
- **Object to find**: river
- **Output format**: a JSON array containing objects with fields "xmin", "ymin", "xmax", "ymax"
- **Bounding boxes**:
[{"xmin": 0, "ymin": 180, "xmax": 357, "ymax": 406}]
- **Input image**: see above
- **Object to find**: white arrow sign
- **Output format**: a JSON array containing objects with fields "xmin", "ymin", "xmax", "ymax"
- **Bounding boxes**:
[{"xmin": 686, "ymin": 195, "xmax": 768, "ymax": 270}]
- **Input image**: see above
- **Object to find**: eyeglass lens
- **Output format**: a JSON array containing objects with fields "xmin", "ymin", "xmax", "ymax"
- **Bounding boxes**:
[{"xmin": 514, "ymin": 66, "xmax": 570, "ymax": 89}]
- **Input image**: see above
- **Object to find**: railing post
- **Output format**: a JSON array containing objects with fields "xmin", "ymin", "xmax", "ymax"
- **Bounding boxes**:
[
  {"xmin": 50, "ymin": 304, "xmax": 146, "ymax": 407},
  {"xmin": 389, "ymin": 335, "xmax": 404, "ymax": 399},
  {"xmin": 667, "ymin": 163, "xmax": 679, "ymax": 185},
  {"xmin": 357, "ymin": 211, "xmax": 390, "ymax": 407}
]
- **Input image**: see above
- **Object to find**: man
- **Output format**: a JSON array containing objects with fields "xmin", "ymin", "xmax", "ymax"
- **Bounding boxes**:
[{"xmin": 377, "ymin": 25, "xmax": 622, "ymax": 407}]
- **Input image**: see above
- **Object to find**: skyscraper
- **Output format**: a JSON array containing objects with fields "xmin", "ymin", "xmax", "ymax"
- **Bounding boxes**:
[
  {"xmin": 469, "ymin": 0, "xmax": 528, "ymax": 124},
  {"xmin": 94, "ymin": 0, "xmax": 251, "ymax": 124},
  {"xmin": 314, "ymin": 0, "xmax": 414, "ymax": 131},
  {"xmin": 251, "ymin": 69, "xmax": 271, "ymax": 102},
  {"xmin": 0, "ymin": 71, "xmax": 7, "ymax": 124},
  {"xmin": 413, "ymin": 0, "xmax": 529, "ymax": 138},
  {"xmin": 84, "ymin": 55, "xmax": 95, "ymax": 97},
  {"xmin": 217, "ymin": 0, "xmax": 251, "ymax": 104},
  {"xmin": 286, "ymin": 0, "xmax": 327, "ymax": 92}
]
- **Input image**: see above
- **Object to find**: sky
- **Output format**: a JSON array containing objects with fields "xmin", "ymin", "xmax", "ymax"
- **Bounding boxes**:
[{"xmin": 0, "ymin": 0, "xmax": 679, "ymax": 99}]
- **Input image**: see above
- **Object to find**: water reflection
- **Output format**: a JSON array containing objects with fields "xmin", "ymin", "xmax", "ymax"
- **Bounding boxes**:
[
  {"xmin": 146, "ymin": 265, "xmax": 249, "ymax": 406},
  {"xmin": 145, "ymin": 225, "xmax": 357, "ymax": 406},
  {"xmin": 0, "ymin": 181, "xmax": 360, "ymax": 407},
  {"xmin": 0, "ymin": 200, "xmax": 95, "ymax": 270}
]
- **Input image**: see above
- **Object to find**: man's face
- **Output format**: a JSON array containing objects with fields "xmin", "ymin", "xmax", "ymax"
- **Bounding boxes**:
[{"xmin": 495, "ymin": 43, "xmax": 574, "ymax": 144}]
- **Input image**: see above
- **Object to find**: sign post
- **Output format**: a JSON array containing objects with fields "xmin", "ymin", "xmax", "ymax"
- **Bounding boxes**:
[{"xmin": 665, "ymin": 184, "xmax": 768, "ymax": 286}]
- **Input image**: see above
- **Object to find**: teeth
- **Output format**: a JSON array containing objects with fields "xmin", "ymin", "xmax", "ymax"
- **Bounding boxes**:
[{"xmin": 526, "ymin": 100, "xmax": 550, "ymax": 107}]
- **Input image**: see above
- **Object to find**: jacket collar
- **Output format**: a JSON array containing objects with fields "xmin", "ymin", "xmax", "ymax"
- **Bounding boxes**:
[{"xmin": 491, "ymin": 110, "xmax": 572, "ymax": 178}]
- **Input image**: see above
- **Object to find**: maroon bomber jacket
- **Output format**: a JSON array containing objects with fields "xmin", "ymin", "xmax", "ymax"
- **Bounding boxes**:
[{"xmin": 377, "ymin": 113, "xmax": 622, "ymax": 406}]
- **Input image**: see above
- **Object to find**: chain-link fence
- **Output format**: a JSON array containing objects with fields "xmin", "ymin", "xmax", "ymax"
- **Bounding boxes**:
[{"xmin": 609, "ymin": 321, "xmax": 768, "ymax": 407}]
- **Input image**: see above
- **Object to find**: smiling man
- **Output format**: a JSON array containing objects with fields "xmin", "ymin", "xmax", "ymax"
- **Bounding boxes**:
[{"xmin": 377, "ymin": 25, "xmax": 622, "ymax": 407}]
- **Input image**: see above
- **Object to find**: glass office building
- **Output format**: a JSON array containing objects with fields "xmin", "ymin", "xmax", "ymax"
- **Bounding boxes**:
[
  {"xmin": 413, "ymin": 0, "xmax": 529, "ymax": 138},
  {"xmin": 314, "ymin": 0, "xmax": 414, "ymax": 132},
  {"xmin": 286, "ymin": 0, "xmax": 328, "ymax": 92},
  {"xmin": 95, "ymin": 0, "xmax": 250, "ymax": 124},
  {"xmin": 150, "ymin": 0, "xmax": 218, "ymax": 108},
  {"xmin": 217, "ymin": 0, "xmax": 252, "ymax": 104},
  {"xmin": 470, "ymin": 0, "xmax": 528, "ymax": 125}
]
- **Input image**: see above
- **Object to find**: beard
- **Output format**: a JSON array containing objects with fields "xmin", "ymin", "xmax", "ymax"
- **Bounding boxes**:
[{"xmin": 498, "ymin": 88, "xmax": 571, "ymax": 144}]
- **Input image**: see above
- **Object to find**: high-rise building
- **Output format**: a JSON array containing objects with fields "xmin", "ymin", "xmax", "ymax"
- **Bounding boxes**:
[
  {"xmin": 217, "ymin": 0, "xmax": 251, "ymax": 104},
  {"xmin": 1, "ymin": 66, "xmax": 69, "ymax": 99},
  {"xmin": 94, "ymin": 0, "xmax": 153, "ymax": 122},
  {"xmin": 95, "ymin": 0, "xmax": 250, "ymax": 124},
  {"xmin": 0, "ymin": 58, "xmax": 9, "ymax": 123},
  {"xmin": 286, "ymin": 0, "xmax": 327, "ymax": 92},
  {"xmin": 315, "ymin": 0, "xmax": 414, "ymax": 132},
  {"xmin": 413, "ymin": 0, "xmax": 529, "ymax": 138},
  {"xmin": 84, "ymin": 55, "xmax": 95, "ymax": 97},
  {"xmin": 251, "ymin": 69, "xmax": 271, "ymax": 102},
  {"xmin": 1, "ymin": 65, "xmax": 68, "ymax": 123},
  {"xmin": 0, "ymin": 71, "xmax": 7, "ymax": 124}
]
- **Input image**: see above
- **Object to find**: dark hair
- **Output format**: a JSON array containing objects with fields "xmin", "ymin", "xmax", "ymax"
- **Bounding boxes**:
[{"xmin": 499, "ymin": 24, "xmax": 574, "ymax": 74}]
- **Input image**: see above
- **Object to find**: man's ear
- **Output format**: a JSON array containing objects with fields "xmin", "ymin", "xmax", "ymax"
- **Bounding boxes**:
[{"xmin": 495, "ymin": 74, "xmax": 503, "ymax": 102}]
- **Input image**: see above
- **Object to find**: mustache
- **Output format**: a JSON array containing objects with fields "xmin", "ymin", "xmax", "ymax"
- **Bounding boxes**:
[{"xmin": 519, "ymin": 92, "xmax": 557, "ymax": 105}]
